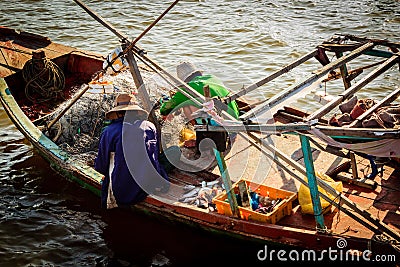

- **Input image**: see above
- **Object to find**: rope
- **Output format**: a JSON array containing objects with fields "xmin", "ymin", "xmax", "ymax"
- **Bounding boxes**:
[{"xmin": 22, "ymin": 57, "xmax": 65, "ymax": 103}]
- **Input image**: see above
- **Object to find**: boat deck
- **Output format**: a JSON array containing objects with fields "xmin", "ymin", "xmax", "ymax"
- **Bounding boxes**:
[
  {"xmin": 201, "ymin": 131, "xmax": 400, "ymax": 241},
  {"xmin": 150, "ymin": 129, "xmax": 400, "ymax": 243}
]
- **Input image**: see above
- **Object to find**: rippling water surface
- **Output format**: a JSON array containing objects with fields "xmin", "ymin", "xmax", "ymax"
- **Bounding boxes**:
[{"xmin": 0, "ymin": 0, "xmax": 399, "ymax": 266}]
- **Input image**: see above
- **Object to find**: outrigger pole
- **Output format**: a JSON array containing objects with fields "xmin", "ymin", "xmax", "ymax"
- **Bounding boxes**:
[
  {"xmin": 72, "ymin": 0, "xmax": 179, "ymax": 135},
  {"xmin": 48, "ymin": 0, "xmax": 180, "ymax": 131},
  {"xmin": 239, "ymin": 42, "xmax": 375, "ymax": 121},
  {"xmin": 72, "ymin": 0, "xmax": 232, "ymax": 112},
  {"xmin": 73, "ymin": 1, "xmax": 400, "ymax": 242}
]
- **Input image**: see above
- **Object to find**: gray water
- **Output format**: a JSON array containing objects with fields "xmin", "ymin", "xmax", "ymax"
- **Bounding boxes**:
[{"xmin": 0, "ymin": 0, "xmax": 399, "ymax": 266}]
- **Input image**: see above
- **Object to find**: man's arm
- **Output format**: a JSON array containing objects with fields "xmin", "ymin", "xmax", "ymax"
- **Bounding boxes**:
[
  {"xmin": 159, "ymin": 91, "xmax": 189, "ymax": 115},
  {"xmin": 94, "ymin": 130, "xmax": 110, "ymax": 176}
]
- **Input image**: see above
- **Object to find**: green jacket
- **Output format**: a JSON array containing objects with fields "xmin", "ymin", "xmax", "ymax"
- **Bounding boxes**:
[{"xmin": 159, "ymin": 74, "xmax": 239, "ymax": 119}]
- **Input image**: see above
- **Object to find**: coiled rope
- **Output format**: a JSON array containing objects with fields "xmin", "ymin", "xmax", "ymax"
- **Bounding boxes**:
[{"xmin": 22, "ymin": 57, "xmax": 65, "ymax": 103}]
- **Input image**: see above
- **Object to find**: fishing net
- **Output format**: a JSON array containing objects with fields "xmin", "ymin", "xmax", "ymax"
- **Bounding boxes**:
[
  {"xmin": 44, "ymin": 69, "xmax": 184, "ymax": 166},
  {"xmin": 49, "ymin": 85, "xmax": 118, "ymax": 165}
]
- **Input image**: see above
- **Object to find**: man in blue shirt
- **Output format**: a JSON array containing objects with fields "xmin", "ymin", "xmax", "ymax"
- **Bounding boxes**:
[{"xmin": 95, "ymin": 93, "xmax": 168, "ymax": 209}]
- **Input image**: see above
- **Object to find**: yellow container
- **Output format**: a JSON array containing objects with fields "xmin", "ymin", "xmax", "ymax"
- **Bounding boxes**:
[{"xmin": 212, "ymin": 179, "xmax": 297, "ymax": 224}]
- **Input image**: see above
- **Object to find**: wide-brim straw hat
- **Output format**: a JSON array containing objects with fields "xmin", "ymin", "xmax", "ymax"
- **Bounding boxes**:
[
  {"xmin": 106, "ymin": 93, "xmax": 148, "ymax": 120},
  {"xmin": 176, "ymin": 61, "xmax": 203, "ymax": 83}
]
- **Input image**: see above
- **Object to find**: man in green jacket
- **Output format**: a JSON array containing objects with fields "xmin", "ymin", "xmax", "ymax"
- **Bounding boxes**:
[
  {"xmin": 159, "ymin": 61, "xmax": 239, "ymax": 152},
  {"xmin": 159, "ymin": 61, "xmax": 239, "ymax": 121}
]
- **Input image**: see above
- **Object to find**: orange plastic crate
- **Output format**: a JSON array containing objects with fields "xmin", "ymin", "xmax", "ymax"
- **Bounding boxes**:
[{"xmin": 212, "ymin": 179, "xmax": 297, "ymax": 224}]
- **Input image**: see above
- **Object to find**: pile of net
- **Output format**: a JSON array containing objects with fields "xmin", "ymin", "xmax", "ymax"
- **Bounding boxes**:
[{"xmin": 44, "ymin": 69, "xmax": 187, "ymax": 166}]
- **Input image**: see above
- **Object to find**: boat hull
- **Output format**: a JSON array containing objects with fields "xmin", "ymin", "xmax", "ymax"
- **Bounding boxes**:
[{"xmin": 1, "ymin": 27, "xmax": 399, "ymax": 259}]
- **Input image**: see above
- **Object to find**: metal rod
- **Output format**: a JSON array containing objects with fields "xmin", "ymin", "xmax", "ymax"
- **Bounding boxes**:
[{"xmin": 73, "ymin": 0, "xmax": 126, "ymax": 40}]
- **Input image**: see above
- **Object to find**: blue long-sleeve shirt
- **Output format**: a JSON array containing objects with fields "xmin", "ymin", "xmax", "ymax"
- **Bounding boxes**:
[{"xmin": 95, "ymin": 118, "xmax": 168, "ymax": 208}]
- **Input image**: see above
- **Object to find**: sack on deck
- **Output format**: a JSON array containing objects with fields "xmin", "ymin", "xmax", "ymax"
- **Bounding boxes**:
[{"xmin": 298, "ymin": 172, "xmax": 343, "ymax": 215}]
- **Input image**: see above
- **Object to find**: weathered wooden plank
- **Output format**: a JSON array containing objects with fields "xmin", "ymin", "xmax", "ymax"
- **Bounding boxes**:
[{"xmin": 240, "ymin": 42, "xmax": 375, "ymax": 121}]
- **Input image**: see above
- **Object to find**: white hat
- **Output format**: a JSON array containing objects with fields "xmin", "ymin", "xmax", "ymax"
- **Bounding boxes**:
[
  {"xmin": 176, "ymin": 61, "xmax": 203, "ymax": 83},
  {"xmin": 106, "ymin": 93, "xmax": 148, "ymax": 120}
]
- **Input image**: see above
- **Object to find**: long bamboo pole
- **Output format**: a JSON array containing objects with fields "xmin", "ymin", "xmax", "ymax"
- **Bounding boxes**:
[
  {"xmin": 225, "ymin": 49, "xmax": 318, "ymax": 104},
  {"xmin": 240, "ymin": 42, "xmax": 375, "ymax": 121}
]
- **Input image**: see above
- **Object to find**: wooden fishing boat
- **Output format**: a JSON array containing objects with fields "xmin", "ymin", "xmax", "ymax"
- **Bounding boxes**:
[{"xmin": 1, "ymin": 25, "xmax": 400, "ymax": 264}]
